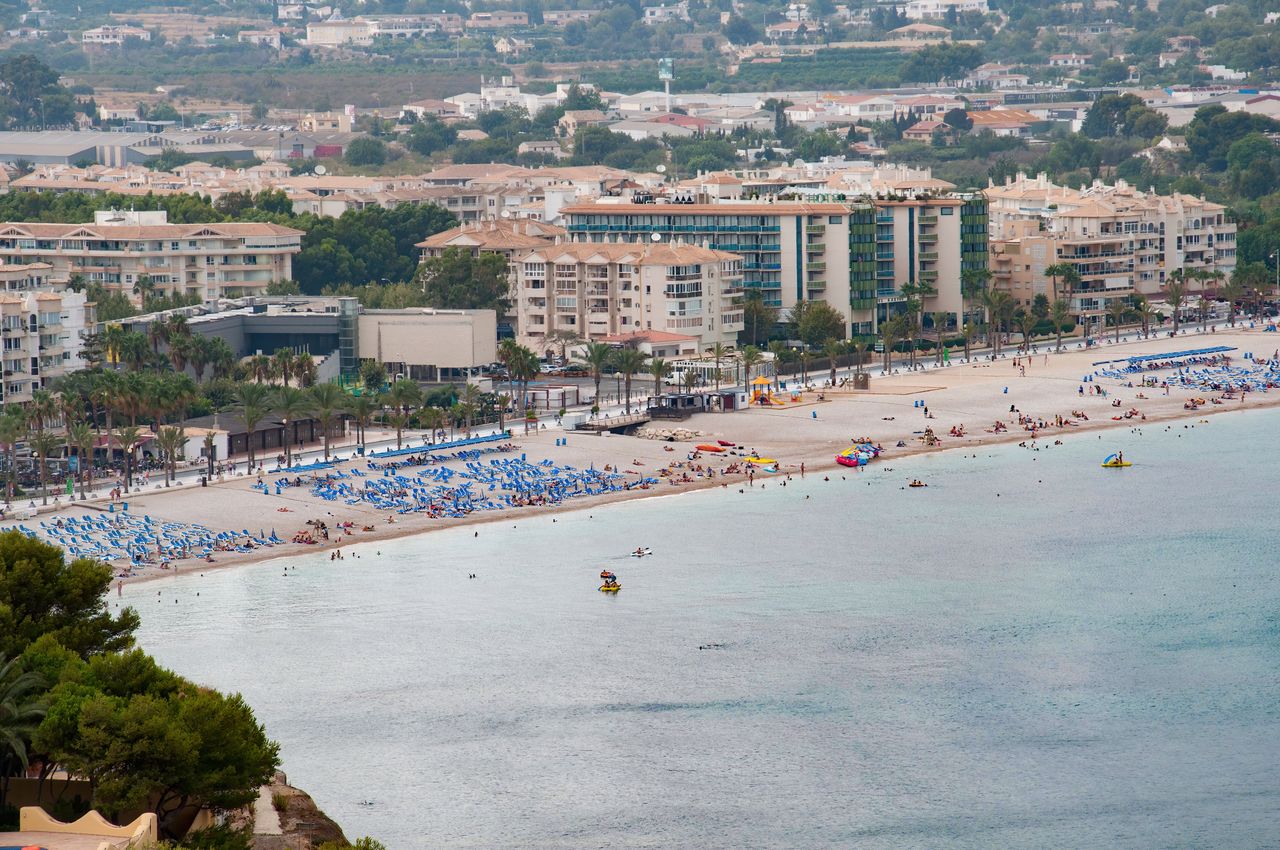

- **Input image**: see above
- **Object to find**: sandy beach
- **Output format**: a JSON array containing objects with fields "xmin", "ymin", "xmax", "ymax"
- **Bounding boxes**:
[{"xmin": 8, "ymin": 325, "xmax": 1279, "ymax": 583}]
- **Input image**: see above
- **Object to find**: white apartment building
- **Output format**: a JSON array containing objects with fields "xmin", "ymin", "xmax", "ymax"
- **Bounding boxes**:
[
  {"xmin": 988, "ymin": 173, "xmax": 1236, "ymax": 324},
  {"xmin": 0, "ymin": 210, "xmax": 303, "ymax": 302},
  {"xmin": 0, "ymin": 289, "xmax": 95, "ymax": 404},
  {"xmin": 642, "ymin": 2, "xmax": 690, "ymax": 24},
  {"xmin": 81, "ymin": 25, "xmax": 151, "ymax": 45},
  {"xmin": 305, "ymin": 19, "xmax": 374, "ymax": 46},
  {"xmin": 901, "ymin": 0, "xmax": 990, "ymax": 20},
  {"xmin": 515, "ymin": 243, "xmax": 744, "ymax": 350}
]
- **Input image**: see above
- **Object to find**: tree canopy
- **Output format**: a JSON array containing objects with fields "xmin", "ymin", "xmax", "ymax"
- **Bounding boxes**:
[{"xmin": 415, "ymin": 248, "xmax": 512, "ymax": 313}]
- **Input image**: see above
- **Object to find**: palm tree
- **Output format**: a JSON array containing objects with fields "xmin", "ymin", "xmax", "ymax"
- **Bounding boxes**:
[
  {"xmin": 420, "ymin": 406, "xmax": 448, "ymax": 444},
  {"xmin": 1218, "ymin": 279, "xmax": 1243, "ymax": 326},
  {"xmin": 879, "ymin": 316, "xmax": 903, "ymax": 372},
  {"xmin": 960, "ymin": 322, "xmax": 977, "ymax": 362},
  {"xmin": 28, "ymin": 430, "xmax": 60, "ymax": 506},
  {"xmin": 1106, "ymin": 299, "xmax": 1129, "ymax": 343},
  {"xmin": 187, "ymin": 335, "xmax": 213, "ymax": 383},
  {"xmin": 648, "ymin": 357, "xmax": 673, "ymax": 400},
  {"xmin": 1050, "ymin": 299, "xmax": 1071, "ymax": 351},
  {"xmin": 739, "ymin": 345, "xmax": 763, "ymax": 388},
  {"xmin": 384, "ymin": 379, "xmax": 423, "ymax": 449},
  {"xmin": 294, "ymin": 352, "xmax": 318, "ymax": 388},
  {"xmin": 822, "ymin": 338, "xmax": 842, "ymax": 384},
  {"xmin": 0, "ymin": 412, "xmax": 27, "ymax": 503},
  {"xmin": 1015, "ymin": 311, "xmax": 1037, "ymax": 353},
  {"xmin": 249, "ymin": 354, "xmax": 273, "ymax": 384},
  {"xmin": 345, "ymin": 392, "xmax": 379, "ymax": 451},
  {"xmin": 154, "ymin": 426, "xmax": 185, "ymax": 486},
  {"xmin": 458, "ymin": 383, "xmax": 483, "ymax": 435},
  {"xmin": 308, "ymin": 383, "xmax": 347, "ymax": 460},
  {"xmin": 166, "ymin": 334, "xmax": 191, "ymax": 374},
  {"xmin": 272, "ymin": 386, "xmax": 314, "ymax": 467},
  {"xmin": 0, "ymin": 654, "xmax": 47, "ymax": 807},
  {"xmin": 1165, "ymin": 277, "xmax": 1188, "ymax": 335},
  {"xmin": 851, "ymin": 340, "xmax": 869, "ymax": 377},
  {"xmin": 613, "ymin": 348, "xmax": 648, "ymax": 414},
  {"xmin": 578, "ymin": 341, "xmax": 615, "ymax": 408},
  {"xmin": 1197, "ymin": 294, "xmax": 1213, "ymax": 332},
  {"xmin": 67, "ymin": 420, "xmax": 95, "ymax": 500},
  {"xmin": 203, "ymin": 432, "xmax": 216, "ymax": 479},
  {"xmin": 1043, "ymin": 262, "xmax": 1076, "ymax": 304},
  {"xmin": 767, "ymin": 339, "xmax": 788, "ymax": 388},
  {"xmin": 119, "ymin": 332, "xmax": 151, "ymax": 372},
  {"xmin": 497, "ymin": 338, "xmax": 522, "ymax": 407},
  {"xmin": 960, "ymin": 267, "xmax": 991, "ymax": 330},
  {"xmin": 682, "ymin": 369, "xmax": 698, "ymax": 393},
  {"xmin": 509, "ymin": 346, "xmax": 540, "ymax": 426},
  {"xmin": 274, "ymin": 348, "xmax": 296, "ymax": 388},
  {"xmin": 983, "ymin": 290, "xmax": 1015, "ymax": 356},
  {"xmin": 931, "ymin": 311, "xmax": 949, "ymax": 366},
  {"xmin": 113, "ymin": 425, "xmax": 143, "ymax": 494},
  {"xmin": 147, "ymin": 319, "xmax": 170, "ymax": 355},
  {"xmin": 707, "ymin": 342, "xmax": 730, "ymax": 392},
  {"xmin": 233, "ymin": 383, "xmax": 273, "ymax": 470}
]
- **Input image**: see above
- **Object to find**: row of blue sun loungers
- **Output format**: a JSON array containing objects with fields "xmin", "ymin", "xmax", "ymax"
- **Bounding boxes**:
[
  {"xmin": 15, "ymin": 512, "xmax": 283, "ymax": 565},
  {"xmin": 300, "ymin": 453, "xmax": 649, "ymax": 517}
]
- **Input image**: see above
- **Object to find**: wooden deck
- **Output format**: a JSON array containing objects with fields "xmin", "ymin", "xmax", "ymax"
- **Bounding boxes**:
[{"xmin": 575, "ymin": 411, "xmax": 651, "ymax": 432}]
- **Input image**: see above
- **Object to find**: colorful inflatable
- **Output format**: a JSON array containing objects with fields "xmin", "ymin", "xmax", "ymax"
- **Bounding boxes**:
[
  {"xmin": 835, "ymin": 443, "xmax": 881, "ymax": 468},
  {"xmin": 1101, "ymin": 453, "xmax": 1132, "ymax": 468}
]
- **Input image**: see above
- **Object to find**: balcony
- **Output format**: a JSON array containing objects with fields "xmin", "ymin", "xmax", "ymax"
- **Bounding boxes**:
[
  {"xmin": 806, "ymin": 225, "xmax": 826, "ymax": 235},
  {"xmin": 918, "ymin": 251, "xmax": 939, "ymax": 261},
  {"xmin": 806, "ymin": 242, "xmax": 825, "ymax": 252},
  {"xmin": 850, "ymin": 297, "xmax": 876, "ymax": 310},
  {"xmin": 807, "ymin": 280, "xmax": 827, "ymax": 291},
  {"xmin": 919, "ymin": 214, "xmax": 938, "ymax": 224}
]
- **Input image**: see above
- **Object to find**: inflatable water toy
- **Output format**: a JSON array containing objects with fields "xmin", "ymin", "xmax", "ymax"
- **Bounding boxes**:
[
  {"xmin": 716, "ymin": 440, "xmax": 736, "ymax": 447},
  {"xmin": 695, "ymin": 444, "xmax": 726, "ymax": 452},
  {"xmin": 835, "ymin": 443, "xmax": 881, "ymax": 468},
  {"xmin": 599, "ymin": 569, "xmax": 621, "ymax": 592},
  {"xmin": 908, "ymin": 479, "xmax": 927, "ymax": 488},
  {"xmin": 1101, "ymin": 453, "xmax": 1132, "ymax": 468},
  {"xmin": 745, "ymin": 456, "xmax": 777, "ymax": 465},
  {"xmin": 599, "ymin": 583, "xmax": 621, "ymax": 593}
]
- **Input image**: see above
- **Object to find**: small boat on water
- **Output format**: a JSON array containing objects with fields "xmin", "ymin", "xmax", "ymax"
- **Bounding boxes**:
[
  {"xmin": 630, "ymin": 547, "xmax": 652, "ymax": 558},
  {"xmin": 600, "ymin": 569, "xmax": 621, "ymax": 592},
  {"xmin": 599, "ymin": 583, "xmax": 621, "ymax": 593},
  {"xmin": 1101, "ymin": 453, "xmax": 1132, "ymax": 468}
]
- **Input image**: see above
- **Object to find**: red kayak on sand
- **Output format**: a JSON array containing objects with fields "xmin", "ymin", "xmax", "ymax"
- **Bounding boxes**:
[
  {"xmin": 695, "ymin": 444, "xmax": 726, "ymax": 452},
  {"xmin": 717, "ymin": 440, "xmax": 736, "ymax": 447}
]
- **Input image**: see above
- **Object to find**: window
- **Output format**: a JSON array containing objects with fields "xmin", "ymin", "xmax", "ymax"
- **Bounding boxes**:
[
  {"xmin": 940, "ymin": 207, "xmax": 954, "ymax": 216},
  {"xmin": 828, "ymin": 216, "xmax": 842, "ymax": 224}
]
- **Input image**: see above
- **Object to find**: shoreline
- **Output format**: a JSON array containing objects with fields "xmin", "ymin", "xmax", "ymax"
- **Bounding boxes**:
[{"xmin": 122, "ymin": 387, "xmax": 1280, "ymax": 585}]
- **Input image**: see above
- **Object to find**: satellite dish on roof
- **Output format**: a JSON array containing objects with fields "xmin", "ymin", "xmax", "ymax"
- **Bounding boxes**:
[
  {"xmin": 500, "ymin": 209, "xmax": 511, "ymax": 218},
  {"xmin": 314, "ymin": 164, "xmax": 328, "ymax": 175},
  {"xmin": 656, "ymin": 164, "xmax": 667, "ymax": 173},
  {"xmin": 792, "ymin": 158, "xmax": 806, "ymax": 168},
  {"xmin": 650, "ymin": 232, "xmax": 662, "ymax": 242}
]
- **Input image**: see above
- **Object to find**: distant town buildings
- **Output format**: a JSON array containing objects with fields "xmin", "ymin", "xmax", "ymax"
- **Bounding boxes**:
[{"xmin": 81, "ymin": 24, "xmax": 151, "ymax": 45}]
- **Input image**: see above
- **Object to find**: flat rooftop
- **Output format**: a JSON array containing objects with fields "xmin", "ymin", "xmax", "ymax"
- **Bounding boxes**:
[{"xmin": 0, "ymin": 831, "xmax": 129, "ymax": 850}]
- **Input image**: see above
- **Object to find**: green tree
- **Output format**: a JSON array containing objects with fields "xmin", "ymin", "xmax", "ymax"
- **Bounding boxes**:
[
  {"xmin": 383, "ymin": 379, "xmax": 422, "ymax": 450},
  {"xmin": 28, "ymin": 430, "xmax": 61, "ymax": 507},
  {"xmin": 740, "ymin": 292, "xmax": 778, "ymax": 346},
  {"xmin": 707, "ymin": 342, "xmax": 730, "ymax": 393},
  {"xmin": 0, "ymin": 412, "xmax": 26, "ymax": 503},
  {"xmin": 232, "ymin": 384, "xmax": 273, "ymax": 470},
  {"xmin": 1050, "ymin": 298, "xmax": 1072, "ymax": 351},
  {"xmin": 648, "ymin": 357, "xmax": 673, "ymax": 399},
  {"xmin": 0, "ymin": 654, "xmax": 46, "ymax": 808},
  {"xmin": 613, "ymin": 347, "xmax": 648, "ymax": 414},
  {"xmin": 415, "ymin": 248, "xmax": 511, "ymax": 313},
  {"xmin": 0, "ymin": 531, "xmax": 139, "ymax": 660},
  {"xmin": 578, "ymin": 342, "xmax": 615, "ymax": 409},
  {"xmin": 272, "ymin": 387, "xmax": 314, "ymax": 467},
  {"xmin": 307, "ymin": 384, "xmax": 347, "ymax": 460},
  {"xmin": 789, "ymin": 300, "xmax": 846, "ymax": 348},
  {"xmin": 345, "ymin": 136, "xmax": 387, "ymax": 167},
  {"xmin": 1165, "ymin": 276, "xmax": 1188, "ymax": 335}
]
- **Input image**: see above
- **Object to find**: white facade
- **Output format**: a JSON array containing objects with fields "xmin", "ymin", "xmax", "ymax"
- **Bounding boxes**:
[
  {"xmin": 0, "ymin": 210, "xmax": 303, "ymax": 301},
  {"xmin": 643, "ymin": 1, "xmax": 691, "ymax": 23},
  {"xmin": 0, "ymin": 289, "xmax": 95, "ymax": 404},
  {"xmin": 515, "ymin": 242, "xmax": 744, "ymax": 350},
  {"xmin": 901, "ymin": 0, "xmax": 989, "ymax": 20},
  {"xmin": 81, "ymin": 25, "xmax": 151, "ymax": 45}
]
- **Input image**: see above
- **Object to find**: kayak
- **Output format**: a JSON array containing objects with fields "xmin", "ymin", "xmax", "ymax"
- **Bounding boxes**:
[
  {"xmin": 745, "ymin": 456, "xmax": 776, "ymax": 465},
  {"xmin": 695, "ymin": 444, "xmax": 726, "ymax": 452},
  {"xmin": 599, "ymin": 584, "xmax": 621, "ymax": 593},
  {"xmin": 1101, "ymin": 461, "xmax": 1132, "ymax": 468}
]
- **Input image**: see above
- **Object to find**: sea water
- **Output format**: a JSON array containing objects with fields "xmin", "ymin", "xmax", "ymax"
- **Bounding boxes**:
[{"xmin": 132, "ymin": 410, "xmax": 1280, "ymax": 849}]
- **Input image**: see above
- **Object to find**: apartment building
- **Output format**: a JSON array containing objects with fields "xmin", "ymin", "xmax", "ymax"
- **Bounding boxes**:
[
  {"xmin": 466, "ymin": 11, "xmax": 529, "ymax": 28},
  {"xmin": 902, "ymin": 0, "xmax": 989, "ymax": 19},
  {"xmin": 514, "ymin": 243, "xmax": 743, "ymax": 350},
  {"xmin": 0, "ymin": 289, "xmax": 95, "ymax": 404},
  {"xmin": 988, "ymin": 173, "xmax": 1236, "ymax": 327},
  {"xmin": 81, "ymin": 24, "xmax": 151, "ymax": 45},
  {"xmin": 562, "ymin": 202, "xmax": 852, "ymax": 335},
  {"xmin": 0, "ymin": 210, "xmax": 303, "ymax": 302}
]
